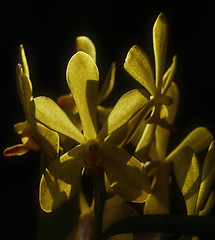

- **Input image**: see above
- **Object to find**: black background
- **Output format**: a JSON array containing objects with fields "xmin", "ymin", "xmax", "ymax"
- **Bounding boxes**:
[{"xmin": 1, "ymin": 0, "xmax": 214, "ymax": 239}]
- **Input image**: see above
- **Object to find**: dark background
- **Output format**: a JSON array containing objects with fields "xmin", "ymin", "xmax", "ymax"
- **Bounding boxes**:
[{"xmin": 1, "ymin": 0, "xmax": 214, "ymax": 239}]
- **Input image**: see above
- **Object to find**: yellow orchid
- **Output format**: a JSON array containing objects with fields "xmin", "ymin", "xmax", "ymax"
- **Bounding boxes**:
[
  {"xmin": 124, "ymin": 13, "xmax": 177, "ymax": 162},
  {"xmin": 30, "ymin": 50, "xmax": 151, "ymax": 212},
  {"xmin": 57, "ymin": 36, "xmax": 115, "ymax": 126},
  {"xmin": 4, "ymin": 45, "xmax": 59, "ymax": 162}
]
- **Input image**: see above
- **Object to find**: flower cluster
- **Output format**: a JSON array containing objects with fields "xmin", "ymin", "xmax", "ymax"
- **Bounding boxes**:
[{"xmin": 4, "ymin": 13, "xmax": 215, "ymax": 240}]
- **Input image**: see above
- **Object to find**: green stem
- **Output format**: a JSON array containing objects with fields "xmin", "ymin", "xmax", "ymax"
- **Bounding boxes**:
[{"xmin": 93, "ymin": 173, "xmax": 106, "ymax": 240}]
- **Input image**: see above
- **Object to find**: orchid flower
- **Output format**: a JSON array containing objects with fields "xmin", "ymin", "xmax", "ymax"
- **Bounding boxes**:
[
  {"xmin": 30, "ymin": 51, "xmax": 151, "ymax": 212},
  {"xmin": 124, "ymin": 13, "xmax": 177, "ymax": 162},
  {"xmin": 3, "ymin": 45, "xmax": 59, "ymax": 162}
]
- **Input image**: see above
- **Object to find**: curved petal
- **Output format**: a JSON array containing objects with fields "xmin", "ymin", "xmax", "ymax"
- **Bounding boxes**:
[
  {"xmin": 76, "ymin": 36, "xmax": 96, "ymax": 62},
  {"xmin": 165, "ymin": 127, "xmax": 213, "ymax": 163},
  {"xmin": 153, "ymin": 13, "xmax": 168, "ymax": 92},
  {"xmin": 3, "ymin": 144, "xmax": 30, "ymax": 157},
  {"xmin": 97, "ymin": 89, "xmax": 149, "ymax": 142},
  {"xmin": 18, "ymin": 44, "xmax": 30, "ymax": 78},
  {"xmin": 124, "ymin": 45, "xmax": 157, "ymax": 96},
  {"xmin": 101, "ymin": 142, "xmax": 151, "ymax": 203},
  {"xmin": 16, "ymin": 64, "xmax": 33, "ymax": 115},
  {"xmin": 156, "ymin": 82, "xmax": 179, "ymax": 160},
  {"xmin": 39, "ymin": 145, "xmax": 85, "ymax": 212},
  {"xmin": 196, "ymin": 141, "xmax": 215, "ymax": 213},
  {"xmin": 30, "ymin": 96, "xmax": 86, "ymax": 144},
  {"xmin": 66, "ymin": 51, "xmax": 99, "ymax": 140},
  {"xmin": 98, "ymin": 62, "xmax": 116, "ymax": 104},
  {"xmin": 173, "ymin": 147, "xmax": 200, "ymax": 215}
]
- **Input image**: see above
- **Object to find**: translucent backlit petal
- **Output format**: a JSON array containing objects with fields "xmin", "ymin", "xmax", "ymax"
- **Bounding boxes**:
[
  {"xmin": 40, "ymin": 145, "xmax": 84, "ymax": 212},
  {"xmin": 76, "ymin": 36, "xmax": 96, "ymax": 62},
  {"xmin": 98, "ymin": 62, "xmax": 116, "ymax": 104},
  {"xmin": 153, "ymin": 13, "xmax": 168, "ymax": 92},
  {"xmin": 57, "ymin": 94, "xmax": 78, "ymax": 114},
  {"xmin": 156, "ymin": 82, "xmax": 179, "ymax": 160},
  {"xmin": 124, "ymin": 45, "xmax": 157, "ymax": 96},
  {"xmin": 165, "ymin": 127, "xmax": 213, "ymax": 163},
  {"xmin": 18, "ymin": 44, "xmax": 30, "ymax": 78},
  {"xmin": 3, "ymin": 144, "xmax": 30, "ymax": 157},
  {"xmin": 196, "ymin": 141, "xmax": 215, "ymax": 213},
  {"xmin": 66, "ymin": 51, "xmax": 99, "ymax": 140},
  {"xmin": 173, "ymin": 147, "xmax": 200, "ymax": 215},
  {"xmin": 101, "ymin": 142, "xmax": 151, "ymax": 203},
  {"xmin": 31, "ymin": 96, "xmax": 86, "ymax": 144},
  {"xmin": 97, "ymin": 89, "xmax": 149, "ymax": 142}
]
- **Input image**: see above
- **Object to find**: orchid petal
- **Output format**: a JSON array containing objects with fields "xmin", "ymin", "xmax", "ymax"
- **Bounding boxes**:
[
  {"xmin": 156, "ymin": 82, "xmax": 179, "ymax": 160},
  {"xmin": 66, "ymin": 51, "xmax": 99, "ymax": 140},
  {"xmin": 32, "ymin": 122, "xmax": 60, "ymax": 161},
  {"xmin": 16, "ymin": 64, "xmax": 33, "ymax": 115},
  {"xmin": 39, "ymin": 145, "xmax": 84, "ymax": 212},
  {"xmin": 14, "ymin": 121, "xmax": 29, "ymax": 135},
  {"xmin": 196, "ymin": 141, "xmax": 215, "ymax": 213},
  {"xmin": 18, "ymin": 44, "xmax": 30, "ymax": 78},
  {"xmin": 97, "ymin": 105, "xmax": 112, "ymax": 125},
  {"xmin": 76, "ymin": 36, "xmax": 96, "ymax": 62},
  {"xmin": 101, "ymin": 142, "xmax": 150, "ymax": 203},
  {"xmin": 97, "ymin": 89, "xmax": 149, "ymax": 142},
  {"xmin": 173, "ymin": 147, "xmax": 200, "ymax": 215},
  {"xmin": 153, "ymin": 13, "xmax": 168, "ymax": 92},
  {"xmin": 199, "ymin": 191, "xmax": 215, "ymax": 216},
  {"xmin": 98, "ymin": 62, "xmax": 116, "ymax": 104},
  {"xmin": 144, "ymin": 162, "xmax": 170, "ymax": 214},
  {"xmin": 3, "ymin": 144, "xmax": 30, "ymax": 157},
  {"xmin": 124, "ymin": 45, "xmax": 157, "ymax": 96},
  {"xmin": 135, "ymin": 124, "xmax": 156, "ymax": 162},
  {"xmin": 165, "ymin": 127, "xmax": 213, "ymax": 163},
  {"xmin": 162, "ymin": 55, "xmax": 177, "ymax": 94},
  {"xmin": 57, "ymin": 94, "xmax": 78, "ymax": 114},
  {"xmin": 31, "ymin": 96, "xmax": 86, "ymax": 144}
]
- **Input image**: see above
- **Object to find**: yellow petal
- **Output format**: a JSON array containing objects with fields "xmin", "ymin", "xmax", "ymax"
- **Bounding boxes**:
[
  {"xmin": 156, "ymin": 82, "xmax": 179, "ymax": 160},
  {"xmin": 196, "ymin": 141, "xmax": 215, "ymax": 213},
  {"xmin": 101, "ymin": 142, "xmax": 151, "ymax": 203},
  {"xmin": 31, "ymin": 96, "xmax": 86, "ymax": 144},
  {"xmin": 16, "ymin": 64, "xmax": 33, "ymax": 115},
  {"xmin": 66, "ymin": 51, "xmax": 99, "ymax": 140},
  {"xmin": 144, "ymin": 162, "xmax": 170, "ymax": 214},
  {"xmin": 32, "ymin": 122, "xmax": 60, "ymax": 161},
  {"xmin": 14, "ymin": 121, "xmax": 29, "ymax": 135},
  {"xmin": 165, "ymin": 127, "xmax": 213, "ymax": 163},
  {"xmin": 199, "ymin": 190, "xmax": 215, "ymax": 216},
  {"xmin": 124, "ymin": 45, "xmax": 157, "ymax": 96},
  {"xmin": 135, "ymin": 124, "xmax": 156, "ymax": 162},
  {"xmin": 3, "ymin": 144, "xmax": 30, "ymax": 157},
  {"xmin": 18, "ymin": 44, "xmax": 30, "ymax": 78},
  {"xmin": 98, "ymin": 62, "xmax": 116, "ymax": 104},
  {"xmin": 40, "ymin": 145, "xmax": 84, "ymax": 212},
  {"xmin": 173, "ymin": 147, "xmax": 200, "ymax": 215},
  {"xmin": 76, "ymin": 36, "xmax": 96, "ymax": 62},
  {"xmin": 153, "ymin": 13, "xmax": 168, "ymax": 92},
  {"xmin": 97, "ymin": 89, "xmax": 149, "ymax": 142},
  {"xmin": 162, "ymin": 55, "xmax": 177, "ymax": 94}
]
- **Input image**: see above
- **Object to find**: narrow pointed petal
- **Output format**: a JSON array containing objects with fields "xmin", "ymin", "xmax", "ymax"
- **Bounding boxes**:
[
  {"xmin": 31, "ymin": 96, "xmax": 86, "ymax": 144},
  {"xmin": 66, "ymin": 51, "xmax": 99, "ymax": 139},
  {"xmin": 196, "ymin": 141, "xmax": 215, "ymax": 213},
  {"xmin": 97, "ymin": 89, "xmax": 149, "ymax": 142},
  {"xmin": 101, "ymin": 142, "xmax": 151, "ymax": 203},
  {"xmin": 162, "ymin": 55, "xmax": 177, "ymax": 94},
  {"xmin": 98, "ymin": 62, "xmax": 116, "ymax": 104},
  {"xmin": 135, "ymin": 124, "xmax": 156, "ymax": 162},
  {"xmin": 173, "ymin": 147, "xmax": 200, "ymax": 215},
  {"xmin": 18, "ymin": 44, "xmax": 30, "ymax": 78},
  {"xmin": 165, "ymin": 127, "xmax": 213, "ymax": 163},
  {"xmin": 40, "ymin": 145, "xmax": 85, "ymax": 212},
  {"xmin": 16, "ymin": 64, "xmax": 33, "ymax": 114},
  {"xmin": 76, "ymin": 36, "xmax": 96, "ymax": 62},
  {"xmin": 153, "ymin": 13, "xmax": 168, "ymax": 92},
  {"xmin": 156, "ymin": 82, "xmax": 179, "ymax": 160},
  {"xmin": 124, "ymin": 45, "xmax": 157, "ymax": 96}
]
